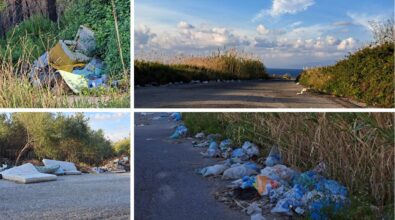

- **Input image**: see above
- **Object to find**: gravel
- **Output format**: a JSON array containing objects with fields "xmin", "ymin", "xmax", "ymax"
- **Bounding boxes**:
[{"xmin": 0, "ymin": 173, "xmax": 130, "ymax": 220}]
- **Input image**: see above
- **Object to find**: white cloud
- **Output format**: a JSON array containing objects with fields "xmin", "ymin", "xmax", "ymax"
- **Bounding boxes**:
[
  {"xmin": 347, "ymin": 12, "xmax": 386, "ymax": 31},
  {"xmin": 178, "ymin": 21, "xmax": 195, "ymax": 29},
  {"xmin": 135, "ymin": 25, "xmax": 157, "ymax": 49},
  {"xmin": 256, "ymin": 24, "xmax": 270, "ymax": 35},
  {"xmin": 254, "ymin": 0, "xmax": 315, "ymax": 21},
  {"xmin": 91, "ymin": 113, "xmax": 128, "ymax": 121},
  {"xmin": 147, "ymin": 23, "xmax": 250, "ymax": 51},
  {"xmin": 337, "ymin": 37, "xmax": 356, "ymax": 50}
]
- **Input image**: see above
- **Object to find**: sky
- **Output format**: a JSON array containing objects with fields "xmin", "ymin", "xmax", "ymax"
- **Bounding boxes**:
[
  {"xmin": 63, "ymin": 113, "xmax": 130, "ymax": 142},
  {"xmin": 135, "ymin": 0, "xmax": 394, "ymax": 68}
]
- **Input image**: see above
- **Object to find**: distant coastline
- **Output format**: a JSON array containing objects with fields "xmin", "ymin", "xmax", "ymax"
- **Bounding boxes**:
[{"xmin": 266, "ymin": 68, "xmax": 303, "ymax": 78}]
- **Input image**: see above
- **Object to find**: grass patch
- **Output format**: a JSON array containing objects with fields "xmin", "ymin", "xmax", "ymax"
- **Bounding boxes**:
[
  {"xmin": 183, "ymin": 112, "xmax": 394, "ymax": 218},
  {"xmin": 298, "ymin": 43, "xmax": 394, "ymax": 108},
  {"xmin": 135, "ymin": 50, "xmax": 268, "ymax": 86}
]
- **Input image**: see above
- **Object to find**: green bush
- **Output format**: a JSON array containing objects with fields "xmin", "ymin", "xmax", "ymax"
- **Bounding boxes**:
[
  {"xmin": 299, "ymin": 43, "xmax": 394, "ymax": 107},
  {"xmin": 60, "ymin": 0, "xmax": 130, "ymax": 78},
  {"xmin": 0, "ymin": 16, "xmax": 58, "ymax": 62},
  {"xmin": 113, "ymin": 137, "xmax": 130, "ymax": 155}
]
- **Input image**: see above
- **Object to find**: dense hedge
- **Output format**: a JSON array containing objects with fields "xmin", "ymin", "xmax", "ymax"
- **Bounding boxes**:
[
  {"xmin": 135, "ymin": 60, "xmax": 268, "ymax": 86},
  {"xmin": 299, "ymin": 43, "xmax": 394, "ymax": 107}
]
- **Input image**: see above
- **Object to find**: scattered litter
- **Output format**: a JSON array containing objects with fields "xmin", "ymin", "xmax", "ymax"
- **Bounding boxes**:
[
  {"xmin": 265, "ymin": 145, "xmax": 282, "ymax": 167},
  {"xmin": 223, "ymin": 163, "xmax": 259, "ymax": 180},
  {"xmin": 102, "ymin": 156, "xmax": 129, "ymax": 173},
  {"xmin": 201, "ymin": 141, "xmax": 220, "ymax": 157},
  {"xmin": 254, "ymin": 175, "xmax": 280, "ymax": 196},
  {"xmin": 170, "ymin": 113, "xmax": 182, "ymax": 121},
  {"xmin": 91, "ymin": 167, "xmax": 106, "ymax": 174},
  {"xmin": 195, "ymin": 132, "xmax": 205, "ymax": 139},
  {"xmin": 242, "ymin": 141, "xmax": 260, "ymax": 158},
  {"xmin": 231, "ymin": 148, "xmax": 249, "ymax": 160},
  {"xmin": 261, "ymin": 165, "xmax": 298, "ymax": 186},
  {"xmin": 199, "ymin": 164, "xmax": 229, "ymax": 177},
  {"xmin": 170, "ymin": 125, "xmax": 188, "ymax": 139}
]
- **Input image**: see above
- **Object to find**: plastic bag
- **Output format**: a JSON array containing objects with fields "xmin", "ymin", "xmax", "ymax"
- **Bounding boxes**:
[
  {"xmin": 223, "ymin": 164, "xmax": 259, "ymax": 180},
  {"xmin": 202, "ymin": 141, "xmax": 220, "ymax": 157},
  {"xmin": 242, "ymin": 141, "xmax": 260, "ymax": 157},
  {"xmin": 170, "ymin": 125, "xmax": 188, "ymax": 139},
  {"xmin": 231, "ymin": 148, "xmax": 249, "ymax": 160},
  {"xmin": 261, "ymin": 164, "xmax": 298, "ymax": 185},
  {"xmin": 219, "ymin": 139, "xmax": 232, "ymax": 151},
  {"xmin": 195, "ymin": 132, "xmax": 205, "ymax": 139},
  {"xmin": 200, "ymin": 164, "xmax": 229, "ymax": 177},
  {"xmin": 170, "ymin": 113, "xmax": 182, "ymax": 121},
  {"xmin": 265, "ymin": 145, "xmax": 282, "ymax": 167},
  {"xmin": 271, "ymin": 184, "xmax": 306, "ymax": 216},
  {"xmin": 241, "ymin": 176, "xmax": 256, "ymax": 189},
  {"xmin": 254, "ymin": 175, "xmax": 280, "ymax": 196}
]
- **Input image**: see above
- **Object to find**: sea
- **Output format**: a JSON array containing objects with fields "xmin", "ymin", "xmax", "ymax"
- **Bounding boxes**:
[{"xmin": 266, "ymin": 68, "xmax": 303, "ymax": 78}]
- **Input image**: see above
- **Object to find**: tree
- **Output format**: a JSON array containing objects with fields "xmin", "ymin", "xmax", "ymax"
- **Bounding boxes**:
[
  {"xmin": 47, "ymin": 0, "xmax": 57, "ymax": 22},
  {"xmin": 369, "ymin": 18, "xmax": 395, "ymax": 45}
]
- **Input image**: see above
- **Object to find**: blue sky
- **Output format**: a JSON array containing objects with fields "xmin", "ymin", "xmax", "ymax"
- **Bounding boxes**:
[{"xmin": 135, "ymin": 0, "xmax": 394, "ymax": 68}]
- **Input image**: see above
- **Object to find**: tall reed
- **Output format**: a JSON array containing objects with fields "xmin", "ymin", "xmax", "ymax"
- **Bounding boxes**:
[{"xmin": 184, "ymin": 113, "xmax": 394, "ymax": 209}]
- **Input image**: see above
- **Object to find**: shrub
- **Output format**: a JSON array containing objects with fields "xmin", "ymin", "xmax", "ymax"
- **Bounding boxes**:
[
  {"xmin": 113, "ymin": 137, "xmax": 130, "ymax": 156},
  {"xmin": 299, "ymin": 43, "xmax": 394, "ymax": 107},
  {"xmin": 135, "ymin": 50, "xmax": 268, "ymax": 85}
]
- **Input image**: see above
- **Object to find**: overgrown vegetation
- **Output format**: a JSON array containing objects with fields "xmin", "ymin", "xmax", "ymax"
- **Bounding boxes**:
[
  {"xmin": 135, "ymin": 50, "xmax": 268, "ymax": 86},
  {"xmin": 298, "ymin": 19, "xmax": 394, "ymax": 108},
  {"xmin": 0, "ymin": 0, "xmax": 130, "ymax": 108},
  {"xmin": 0, "ymin": 113, "xmax": 124, "ymax": 166},
  {"xmin": 184, "ymin": 113, "xmax": 394, "ymax": 218}
]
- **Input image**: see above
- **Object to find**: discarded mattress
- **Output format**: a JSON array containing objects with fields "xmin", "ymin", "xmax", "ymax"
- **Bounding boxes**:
[
  {"xmin": 0, "ymin": 163, "xmax": 57, "ymax": 184},
  {"xmin": 42, "ymin": 159, "xmax": 82, "ymax": 175},
  {"xmin": 35, "ymin": 165, "xmax": 60, "ymax": 174}
]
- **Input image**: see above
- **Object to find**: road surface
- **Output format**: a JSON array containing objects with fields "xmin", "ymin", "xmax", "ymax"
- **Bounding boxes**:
[
  {"xmin": 135, "ymin": 113, "xmax": 249, "ymax": 220},
  {"xmin": 135, "ymin": 80, "xmax": 360, "ymax": 108},
  {"xmin": 0, "ymin": 173, "xmax": 130, "ymax": 220}
]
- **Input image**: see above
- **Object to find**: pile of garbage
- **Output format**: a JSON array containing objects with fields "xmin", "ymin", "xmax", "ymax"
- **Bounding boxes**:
[
  {"xmin": 95, "ymin": 156, "xmax": 130, "ymax": 173},
  {"xmin": 29, "ymin": 25, "xmax": 114, "ymax": 94},
  {"xmin": 195, "ymin": 134, "xmax": 349, "ymax": 220}
]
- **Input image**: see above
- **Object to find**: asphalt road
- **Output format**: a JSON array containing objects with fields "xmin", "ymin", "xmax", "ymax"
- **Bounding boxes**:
[
  {"xmin": 0, "ymin": 173, "xmax": 130, "ymax": 220},
  {"xmin": 135, "ymin": 80, "xmax": 360, "ymax": 108},
  {"xmin": 134, "ymin": 113, "xmax": 249, "ymax": 220}
]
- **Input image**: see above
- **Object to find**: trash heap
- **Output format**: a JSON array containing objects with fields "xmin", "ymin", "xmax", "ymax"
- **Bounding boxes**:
[
  {"xmin": 195, "ymin": 134, "xmax": 349, "ymax": 220},
  {"xmin": 29, "ymin": 25, "xmax": 113, "ymax": 94},
  {"xmin": 100, "ymin": 156, "xmax": 130, "ymax": 173}
]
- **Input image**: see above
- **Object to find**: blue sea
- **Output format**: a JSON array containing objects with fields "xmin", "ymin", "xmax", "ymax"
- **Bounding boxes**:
[{"xmin": 267, "ymin": 68, "xmax": 303, "ymax": 78}]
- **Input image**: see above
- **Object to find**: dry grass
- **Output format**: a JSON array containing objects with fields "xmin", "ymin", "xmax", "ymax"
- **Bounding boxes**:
[
  {"xmin": 0, "ymin": 37, "xmax": 129, "ymax": 108},
  {"xmin": 135, "ymin": 49, "xmax": 268, "ymax": 85},
  {"xmin": 184, "ymin": 113, "xmax": 394, "ymax": 209}
]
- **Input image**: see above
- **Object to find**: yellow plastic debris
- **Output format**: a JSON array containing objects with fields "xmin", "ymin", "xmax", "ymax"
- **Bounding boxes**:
[
  {"xmin": 49, "ymin": 41, "xmax": 90, "ymax": 72},
  {"xmin": 57, "ymin": 70, "xmax": 88, "ymax": 93}
]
